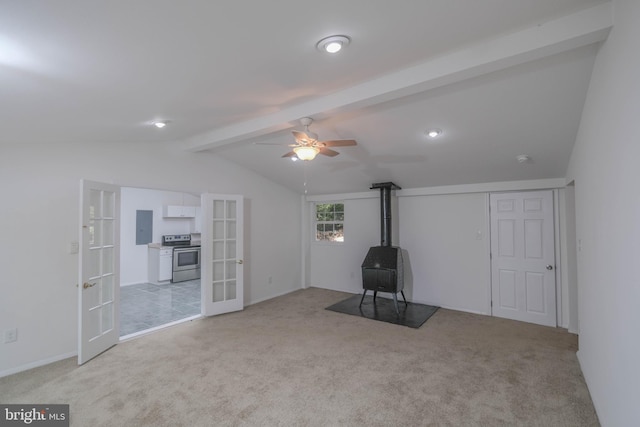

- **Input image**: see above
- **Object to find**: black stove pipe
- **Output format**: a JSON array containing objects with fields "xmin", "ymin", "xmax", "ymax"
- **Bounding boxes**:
[{"xmin": 370, "ymin": 182, "xmax": 401, "ymax": 247}]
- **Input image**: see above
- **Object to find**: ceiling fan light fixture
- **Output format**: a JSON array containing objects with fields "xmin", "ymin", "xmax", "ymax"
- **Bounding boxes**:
[
  {"xmin": 293, "ymin": 146, "xmax": 320, "ymax": 161},
  {"xmin": 316, "ymin": 35, "xmax": 350, "ymax": 53}
]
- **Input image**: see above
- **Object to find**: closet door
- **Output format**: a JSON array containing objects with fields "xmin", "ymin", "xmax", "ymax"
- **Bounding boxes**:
[{"xmin": 490, "ymin": 191, "xmax": 556, "ymax": 327}]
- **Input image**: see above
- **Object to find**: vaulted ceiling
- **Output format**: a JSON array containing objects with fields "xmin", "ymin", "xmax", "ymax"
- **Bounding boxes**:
[{"xmin": 1, "ymin": 1, "xmax": 611, "ymax": 194}]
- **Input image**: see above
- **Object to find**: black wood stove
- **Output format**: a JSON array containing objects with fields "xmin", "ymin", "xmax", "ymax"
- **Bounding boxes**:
[{"xmin": 360, "ymin": 182, "xmax": 407, "ymax": 314}]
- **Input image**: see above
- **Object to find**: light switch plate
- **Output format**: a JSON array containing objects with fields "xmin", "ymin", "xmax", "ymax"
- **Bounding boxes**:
[
  {"xmin": 69, "ymin": 241, "xmax": 79, "ymax": 254},
  {"xmin": 4, "ymin": 328, "xmax": 18, "ymax": 343}
]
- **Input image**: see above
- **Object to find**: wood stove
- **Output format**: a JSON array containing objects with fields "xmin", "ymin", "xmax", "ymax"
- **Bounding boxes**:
[{"xmin": 360, "ymin": 182, "xmax": 407, "ymax": 314}]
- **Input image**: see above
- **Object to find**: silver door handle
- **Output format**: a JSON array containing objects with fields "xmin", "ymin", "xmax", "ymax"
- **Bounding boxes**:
[
  {"xmin": 546, "ymin": 265, "xmax": 553, "ymax": 270},
  {"xmin": 237, "ymin": 259, "xmax": 243, "ymax": 264}
]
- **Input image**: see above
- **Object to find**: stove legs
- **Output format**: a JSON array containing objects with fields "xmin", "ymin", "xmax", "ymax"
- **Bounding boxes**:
[
  {"xmin": 359, "ymin": 289, "xmax": 408, "ymax": 316},
  {"xmin": 359, "ymin": 290, "xmax": 366, "ymax": 306},
  {"xmin": 400, "ymin": 291, "xmax": 408, "ymax": 305},
  {"xmin": 392, "ymin": 292, "xmax": 400, "ymax": 315}
]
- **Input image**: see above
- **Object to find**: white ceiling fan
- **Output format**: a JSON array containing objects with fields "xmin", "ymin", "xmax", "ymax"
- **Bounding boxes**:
[{"xmin": 282, "ymin": 117, "xmax": 357, "ymax": 161}]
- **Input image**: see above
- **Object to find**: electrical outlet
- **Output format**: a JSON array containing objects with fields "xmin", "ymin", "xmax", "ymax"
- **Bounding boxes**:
[
  {"xmin": 4, "ymin": 328, "xmax": 18, "ymax": 343},
  {"xmin": 268, "ymin": 276, "xmax": 273, "ymax": 284}
]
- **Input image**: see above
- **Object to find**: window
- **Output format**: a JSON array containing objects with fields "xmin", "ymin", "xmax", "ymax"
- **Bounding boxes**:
[{"xmin": 315, "ymin": 203, "xmax": 344, "ymax": 242}]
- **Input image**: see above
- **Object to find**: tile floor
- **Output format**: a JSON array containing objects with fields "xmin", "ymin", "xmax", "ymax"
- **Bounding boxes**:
[{"xmin": 120, "ymin": 279, "xmax": 201, "ymax": 336}]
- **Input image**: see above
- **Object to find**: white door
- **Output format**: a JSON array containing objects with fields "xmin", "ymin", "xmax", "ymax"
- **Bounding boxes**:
[
  {"xmin": 78, "ymin": 180, "xmax": 120, "ymax": 364},
  {"xmin": 201, "ymin": 194, "xmax": 244, "ymax": 316},
  {"xmin": 490, "ymin": 190, "xmax": 556, "ymax": 327}
]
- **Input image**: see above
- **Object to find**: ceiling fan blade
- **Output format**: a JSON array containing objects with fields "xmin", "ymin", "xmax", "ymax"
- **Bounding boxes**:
[
  {"xmin": 254, "ymin": 142, "xmax": 289, "ymax": 146},
  {"xmin": 292, "ymin": 130, "xmax": 313, "ymax": 143},
  {"xmin": 319, "ymin": 147, "xmax": 340, "ymax": 157},
  {"xmin": 320, "ymin": 139, "xmax": 357, "ymax": 147},
  {"xmin": 281, "ymin": 151, "xmax": 297, "ymax": 158}
]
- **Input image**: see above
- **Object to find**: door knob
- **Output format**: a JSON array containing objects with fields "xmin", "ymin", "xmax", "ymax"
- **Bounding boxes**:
[
  {"xmin": 546, "ymin": 265, "xmax": 553, "ymax": 270},
  {"xmin": 83, "ymin": 282, "xmax": 97, "ymax": 289},
  {"xmin": 236, "ymin": 260, "xmax": 243, "ymax": 264}
]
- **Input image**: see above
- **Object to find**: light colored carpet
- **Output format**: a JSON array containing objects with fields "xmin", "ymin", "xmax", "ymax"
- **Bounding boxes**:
[{"xmin": 0, "ymin": 288, "xmax": 598, "ymax": 426}]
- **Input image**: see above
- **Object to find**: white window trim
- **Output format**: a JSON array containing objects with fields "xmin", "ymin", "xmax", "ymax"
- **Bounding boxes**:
[{"xmin": 313, "ymin": 201, "xmax": 345, "ymax": 244}]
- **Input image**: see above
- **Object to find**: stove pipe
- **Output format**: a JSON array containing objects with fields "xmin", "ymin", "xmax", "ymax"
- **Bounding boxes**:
[{"xmin": 370, "ymin": 182, "xmax": 401, "ymax": 247}]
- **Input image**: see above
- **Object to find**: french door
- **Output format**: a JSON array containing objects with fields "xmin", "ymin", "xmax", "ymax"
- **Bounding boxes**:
[
  {"xmin": 201, "ymin": 194, "xmax": 244, "ymax": 316},
  {"xmin": 78, "ymin": 180, "xmax": 120, "ymax": 364},
  {"xmin": 490, "ymin": 190, "xmax": 556, "ymax": 327}
]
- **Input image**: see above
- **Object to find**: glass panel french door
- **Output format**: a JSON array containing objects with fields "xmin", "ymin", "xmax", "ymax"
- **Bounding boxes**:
[
  {"xmin": 78, "ymin": 180, "xmax": 120, "ymax": 364},
  {"xmin": 201, "ymin": 194, "xmax": 244, "ymax": 316}
]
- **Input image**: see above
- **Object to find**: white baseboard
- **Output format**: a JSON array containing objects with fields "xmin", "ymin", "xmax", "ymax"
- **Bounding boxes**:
[
  {"xmin": 0, "ymin": 351, "xmax": 77, "ymax": 379},
  {"xmin": 247, "ymin": 287, "xmax": 302, "ymax": 306}
]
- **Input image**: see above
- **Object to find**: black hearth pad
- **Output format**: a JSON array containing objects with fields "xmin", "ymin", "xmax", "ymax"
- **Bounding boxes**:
[{"xmin": 325, "ymin": 294, "xmax": 439, "ymax": 328}]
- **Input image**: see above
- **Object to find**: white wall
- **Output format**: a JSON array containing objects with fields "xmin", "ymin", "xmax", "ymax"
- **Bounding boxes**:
[
  {"xmin": 399, "ymin": 193, "xmax": 490, "ymax": 314},
  {"xmin": 308, "ymin": 180, "xmax": 570, "ymax": 319},
  {"xmin": 120, "ymin": 187, "xmax": 199, "ymax": 285},
  {"xmin": 309, "ymin": 197, "xmax": 380, "ymax": 293},
  {"xmin": 0, "ymin": 140, "xmax": 301, "ymax": 376},
  {"xmin": 566, "ymin": 0, "xmax": 640, "ymax": 424},
  {"xmin": 309, "ymin": 190, "xmax": 490, "ymax": 315}
]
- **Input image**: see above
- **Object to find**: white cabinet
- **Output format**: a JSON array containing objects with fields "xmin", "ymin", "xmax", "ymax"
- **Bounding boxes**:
[
  {"xmin": 163, "ymin": 205, "xmax": 196, "ymax": 218},
  {"xmin": 149, "ymin": 247, "xmax": 173, "ymax": 284}
]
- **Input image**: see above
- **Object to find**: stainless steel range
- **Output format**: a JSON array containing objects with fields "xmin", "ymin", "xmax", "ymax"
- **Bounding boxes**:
[{"xmin": 162, "ymin": 234, "xmax": 201, "ymax": 283}]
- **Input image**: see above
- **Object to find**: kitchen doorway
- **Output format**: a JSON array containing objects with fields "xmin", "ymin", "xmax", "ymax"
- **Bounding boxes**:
[
  {"xmin": 119, "ymin": 279, "xmax": 201, "ymax": 336},
  {"xmin": 119, "ymin": 186, "xmax": 202, "ymax": 338}
]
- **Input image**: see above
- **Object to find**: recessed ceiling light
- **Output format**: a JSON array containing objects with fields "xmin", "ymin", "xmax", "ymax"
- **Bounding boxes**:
[
  {"xmin": 425, "ymin": 128, "xmax": 442, "ymax": 138},
  {"xmin": 316, "ymin": 35, "xmax": 351, "ymax": 53},
  {"xmin": 153, "ymin": 121, "xmax": 168, "ymax": 129},
  {"xmin": 516, "ymin": 154, "xmax": 531, "ymax": 163}
]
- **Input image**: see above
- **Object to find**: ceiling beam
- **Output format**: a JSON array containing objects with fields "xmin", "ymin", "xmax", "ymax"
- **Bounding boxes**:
[{"xmin": 182, "ymin": 2, "xmax": 612, "ymax": 152}]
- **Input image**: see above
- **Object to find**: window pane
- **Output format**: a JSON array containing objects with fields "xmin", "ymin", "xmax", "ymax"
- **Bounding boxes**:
[
  {"xmin": 226, "ymin": 281, "xmax": 236, "ymax": 300},
  {"xmin": 102, "ymin": 275, "xmax": 114, "ymax": 303},
  {"xmin": 226, "ymin": 221, "xmax": 236, "ymax": 239},
  {"xmin": 316, "ymin": 204, "xmax": 331, "ymax": 221},
  {"xmin": 103, "ymin": 220, "xmax": 114, "ymax": 245},
  {"xmin": 317, "ymin": 211, "xmax": 330, "ymax": 221},
  {"xmin": 212, "ymin": 283, "xmax": 224, "ymax": 302},
  {"xmin": 213, "ymin": 220, "xmax": 224, "ymax": 238},
  {"xmin": 103, "ymin": 191, "xmax": 115, "ymax": 218},
  {"xmin": 103, "ymin": 247, "xmax": 114, "ymax": 275},
  {"xmin": 89, "ymin": 190, "xmax": 101, "ymax": 220},
  {"xmin": 212, "ymin": 261, "xmax": 224, "ymax": 281},
  {"xmin": 213, "ymin": 200, "xmax": 225, "ymax": 219},
  {"xmin": 226, "ymin": 201, "xmax": 236, "ymax": 219},
  {"xmin": 88, "ymin": 248, "xmax": 100, "ymax": 279},
  {"xmin": 226, "ymin": 261, "xmax": 236, "ymax": 279},
  {"xmin": 102, "ymin": 302, "xmax": 113, "ymax": 332},
  {"xmin": 213, "ymin": 241, "xmax": 224, "ymax": 260}
]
